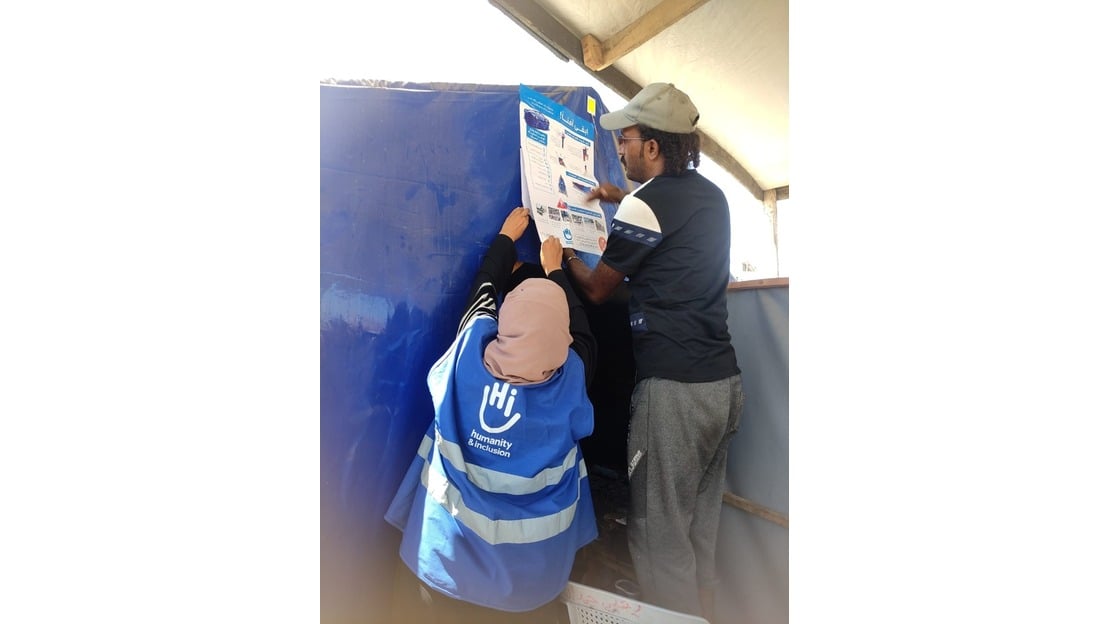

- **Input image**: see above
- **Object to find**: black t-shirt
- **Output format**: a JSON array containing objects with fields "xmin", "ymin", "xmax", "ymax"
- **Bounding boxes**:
[{"xmin": 601, "ymin": 170, "xmax": 740, "ymax": 383}]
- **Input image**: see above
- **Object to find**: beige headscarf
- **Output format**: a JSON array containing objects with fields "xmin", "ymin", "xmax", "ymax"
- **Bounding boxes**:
[{"xmin": 483, "ymin": 278, "xmax": 572, "ymax": 385}]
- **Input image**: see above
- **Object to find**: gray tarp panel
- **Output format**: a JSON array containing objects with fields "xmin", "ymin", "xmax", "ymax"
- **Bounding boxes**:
[{"xmin": 718, "ymin": 284, "xmax": 789, "ymax": 624}]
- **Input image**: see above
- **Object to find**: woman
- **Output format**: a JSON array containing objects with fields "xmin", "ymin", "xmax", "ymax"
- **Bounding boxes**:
[{"xmin": 386, "ymin": 207, "xmax": 597, "ymax": 622}]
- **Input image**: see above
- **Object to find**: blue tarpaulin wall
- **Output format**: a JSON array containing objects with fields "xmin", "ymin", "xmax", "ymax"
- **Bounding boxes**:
[{"xmin": 320, "ymin": 82, "xmax": 625, "ymax": 623}]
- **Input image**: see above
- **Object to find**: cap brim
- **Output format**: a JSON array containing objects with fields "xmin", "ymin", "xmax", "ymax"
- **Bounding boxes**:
[{"xmin": 599, "ymin": 109, "xmax": 636, "ymax": 130}]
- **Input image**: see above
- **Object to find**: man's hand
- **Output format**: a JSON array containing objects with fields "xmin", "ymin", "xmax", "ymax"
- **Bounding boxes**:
[
  {"xmin": 586, "ymin": 183, "xmax": 627, "ymax": 204},
  {"xmin": 499, "ymin": 207, "xmax": 531, "ymax": 242},
  {"xmin": 540, "ymin": 236, "xmax": 564, "ymax": 275}
]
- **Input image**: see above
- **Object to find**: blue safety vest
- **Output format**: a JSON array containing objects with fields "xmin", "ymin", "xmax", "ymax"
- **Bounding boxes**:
[{"xmin": 385, "ymin": 315, "xmax": 597, "ymax": 612}]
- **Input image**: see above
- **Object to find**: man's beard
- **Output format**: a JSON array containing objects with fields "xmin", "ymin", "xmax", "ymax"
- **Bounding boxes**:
[{"xmin": 621, "ymin": 145, "xmax": 646, "ymax": 183}]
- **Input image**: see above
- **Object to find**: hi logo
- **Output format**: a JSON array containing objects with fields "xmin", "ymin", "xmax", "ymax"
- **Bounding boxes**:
[{"xmin": 479, "ymin": 381, "xmax": 522, "ymax": 434}]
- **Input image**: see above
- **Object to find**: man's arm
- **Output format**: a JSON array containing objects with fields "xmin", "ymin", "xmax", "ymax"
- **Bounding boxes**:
[
  {"xmin": 568, "ymin": 182, "xmax": 631, "ymax": 303},
  {"xmin": 560, "ymin": 251, "xmax": 627, "ymax": 305}
]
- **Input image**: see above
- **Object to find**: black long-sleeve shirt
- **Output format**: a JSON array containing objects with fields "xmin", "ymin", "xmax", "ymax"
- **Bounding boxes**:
[{"xmin": 457, "ymin": 234, "xmax": 597, "ymax": 386}]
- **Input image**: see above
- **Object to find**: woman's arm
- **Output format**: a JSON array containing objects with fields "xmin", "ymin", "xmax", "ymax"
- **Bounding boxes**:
[
  {"xmin": 456, "ymin": 208, "xmax": 530, "ymax": 335},
  {"xmin": 540, "ymin": 235, "xmax": 597, "ymax": 386}
]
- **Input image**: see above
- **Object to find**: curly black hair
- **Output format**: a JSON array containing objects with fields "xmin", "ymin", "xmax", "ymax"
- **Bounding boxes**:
[{"xmin": 636, "ymin": 124, "xmax": 701, "ymax": 176}]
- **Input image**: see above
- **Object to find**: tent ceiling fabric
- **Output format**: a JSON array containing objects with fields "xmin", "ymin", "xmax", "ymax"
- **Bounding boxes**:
[{"xmin": 491, "ymin": 0, "xmax": 788, "ymax": 197}]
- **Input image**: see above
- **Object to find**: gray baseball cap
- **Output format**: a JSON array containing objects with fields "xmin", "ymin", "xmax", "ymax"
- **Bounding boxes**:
[{"xmin": 599, "ymin": 83, "xmax": 700, "ymax": 134}]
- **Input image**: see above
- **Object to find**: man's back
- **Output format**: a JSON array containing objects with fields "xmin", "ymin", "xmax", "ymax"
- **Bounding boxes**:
[{"xmin": 601, "ymin": 170, "xmax": 739, "ymax": 382}]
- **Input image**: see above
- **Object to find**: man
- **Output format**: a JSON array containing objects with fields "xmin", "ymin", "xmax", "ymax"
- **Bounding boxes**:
[{"xmin": 561, "ymin": 83, "xmax": 743, "ymax": 621}]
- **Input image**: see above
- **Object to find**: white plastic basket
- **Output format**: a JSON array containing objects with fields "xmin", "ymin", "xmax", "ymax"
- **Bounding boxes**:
[{"xmin": 559, "ymin": 581, "xmax": 710, "ymax": 624}]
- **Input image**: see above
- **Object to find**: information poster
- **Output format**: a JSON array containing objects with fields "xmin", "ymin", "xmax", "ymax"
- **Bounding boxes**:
[{"xmin": 519, "ymin": 85, "xmax": 608, "ymax": 255}]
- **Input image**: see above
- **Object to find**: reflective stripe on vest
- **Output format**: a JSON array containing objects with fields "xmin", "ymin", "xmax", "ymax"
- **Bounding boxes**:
[
  {"xmin": 425, "ymin": 431, "xmax": 580, "ymax": 496},
  {"xmin": 417, "ymin": 435, "xmax": 588, "ymax": 545}
]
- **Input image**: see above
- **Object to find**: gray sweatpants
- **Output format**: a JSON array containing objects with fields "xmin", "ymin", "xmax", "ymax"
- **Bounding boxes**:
[{"xmin": 626, "ymin": 374, "xmax": 743, "ymax": 616}]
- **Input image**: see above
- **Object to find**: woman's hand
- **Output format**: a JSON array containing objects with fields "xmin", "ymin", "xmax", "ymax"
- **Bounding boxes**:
[
  {"xmin": 499, "ymin": 207, "xmax": 531, "ymax": 242},
  {"xmin": 540, "ymin": 236, "xmax": 564, "ymax": 275}
]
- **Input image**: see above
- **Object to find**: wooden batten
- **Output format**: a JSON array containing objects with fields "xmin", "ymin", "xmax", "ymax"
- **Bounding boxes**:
[
  {"xmin": 763, "ymin": 189, "xmax": 780, "ymax": 277},
  {"xmin": 723, "ymin": 491, "xmax": 788, "ymax": 528},
  {"xmin": 728, "ymin": 277, "xmax": 789, "ymax": 291},
  {"xmin": 580, "ymin": 0, "xmax": 710, "ymax": 71}
]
